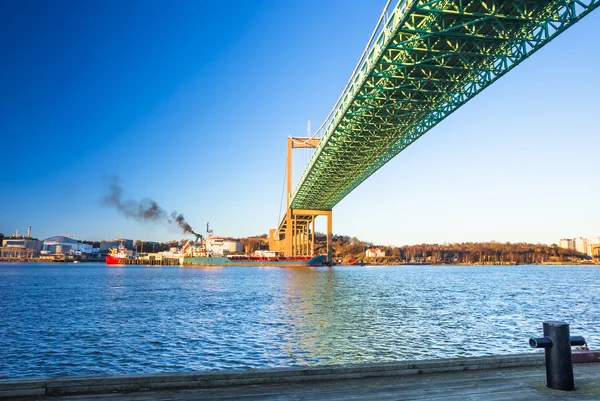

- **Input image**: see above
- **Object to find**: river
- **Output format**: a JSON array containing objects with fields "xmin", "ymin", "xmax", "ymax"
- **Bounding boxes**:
[{"xmin": 0, "ymin": 263, "xmax": 598, "ymax": 378}]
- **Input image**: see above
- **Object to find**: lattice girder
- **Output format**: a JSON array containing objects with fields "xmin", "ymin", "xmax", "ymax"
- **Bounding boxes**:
[{"xmin": 291, "ymin": 0, "xmax": 599, "ymax": 210}]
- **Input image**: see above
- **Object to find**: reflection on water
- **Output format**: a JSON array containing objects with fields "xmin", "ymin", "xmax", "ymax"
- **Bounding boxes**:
[{"xmin": 0, "ymin": 263, "xmax": 598, "ymax": 378}]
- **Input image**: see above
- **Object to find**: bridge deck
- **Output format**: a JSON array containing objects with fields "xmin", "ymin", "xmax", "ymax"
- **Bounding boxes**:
[{"xmin": 291, "ymin": 0, "xmax": 600, "ymax": 210}]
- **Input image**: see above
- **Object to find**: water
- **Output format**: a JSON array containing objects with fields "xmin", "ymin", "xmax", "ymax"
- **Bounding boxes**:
[{"xmin": 0, "ymin": 263, "xmax": 598, "ymax": 379}]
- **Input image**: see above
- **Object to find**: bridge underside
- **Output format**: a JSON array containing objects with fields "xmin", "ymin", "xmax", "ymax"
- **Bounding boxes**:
[
  {"xmin": 269, "ymin": 209, "xmax": 332, "ymax": 259},
  {"xmin": 291, "ymin": 0, "xmax": 599, "ymax": 211}
]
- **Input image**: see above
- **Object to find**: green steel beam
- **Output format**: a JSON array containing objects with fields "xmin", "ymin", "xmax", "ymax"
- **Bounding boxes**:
[{"xmin": 290, "ymin": 0, "xmax": 599, "ymax": 210}]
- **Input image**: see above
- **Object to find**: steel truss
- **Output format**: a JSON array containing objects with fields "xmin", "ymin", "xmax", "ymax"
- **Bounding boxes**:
[{"xmin": 291, "ymin": 0, "xmax": 599, "ymax": 210}]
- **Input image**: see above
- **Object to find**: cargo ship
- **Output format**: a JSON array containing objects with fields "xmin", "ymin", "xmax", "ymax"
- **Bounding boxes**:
[
  {"xmin": 180, "ymin": 224, "xmax": 325, "ymax": 267},
  {"xmin": 181, "ymin": 254, "xmax": 326, "ymax": 267}
]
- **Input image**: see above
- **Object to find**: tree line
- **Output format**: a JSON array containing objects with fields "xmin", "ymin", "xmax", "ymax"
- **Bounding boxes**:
[
  {"xmin": 312, "ymin": 233, "xmax": 588, "ymax": 264},
  {"xmin": 67, "ymin": 232, "xmax": 591, "ymax": 264}
]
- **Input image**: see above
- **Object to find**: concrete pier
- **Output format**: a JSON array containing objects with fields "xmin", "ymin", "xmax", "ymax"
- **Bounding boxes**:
[{"xmin": 2, "ymin": 353, "xmax": 599, "ymax": 400}]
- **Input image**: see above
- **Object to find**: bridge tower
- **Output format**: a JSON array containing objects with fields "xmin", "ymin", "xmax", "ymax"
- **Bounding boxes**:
[{"xmin": 269, "ymin": 137, "xmax": 333, "ymax": 262}]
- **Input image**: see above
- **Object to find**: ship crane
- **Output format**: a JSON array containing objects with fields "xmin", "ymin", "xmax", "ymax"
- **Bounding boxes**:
[
  {"xmin": 180, "ymin": 241, "xmax": 193, "ymax": 255},
  {"xmin": 180, "ymin": 227, "xmax": 205, "ymax": 257}
]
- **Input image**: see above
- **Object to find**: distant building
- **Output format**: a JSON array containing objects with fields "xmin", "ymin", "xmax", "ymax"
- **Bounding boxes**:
[
  {"xmin": 586, "ymin": 237, "xmax": 600, "ymax": 257},
  {"xmin": 591, "ymin": 244, "xmax": 600, "ymax": 260},
  {"xmin": 559, "ymin": 238, "xmax": 575, "ymax": 250},
  {"xmin": 590, "ymin": 237, "xmax": 600, "ymax": 245},
  {"xmin": 559, "ymin": 236, "xmax": 599, "ymax": 257},
  {"xmin": 2, "ymin": 238, "xmax": 44, "ymax": 251},
  {"xmin": 43, "ymin": 236, "xmax": 93, "ymax": 255},
  {"xmin": 0, "ymin": 237, "xmax": 44, "ymax": 258},
  {"xmin": 575, "ymin": 237, "xmax": 588, "ymax": 255},
  {"xmin": 366, "ymin": 248, "xmax": 386, "ymax": 258}
]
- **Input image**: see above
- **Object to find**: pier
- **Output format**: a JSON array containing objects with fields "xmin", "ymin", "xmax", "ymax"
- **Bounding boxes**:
[{"xmin": 2, "ymin": 353, "xmax": 599, "ymax": 400}]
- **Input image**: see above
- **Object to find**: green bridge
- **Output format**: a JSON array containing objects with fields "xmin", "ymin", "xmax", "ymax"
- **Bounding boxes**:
[{"xmin": 270, "ymin": 0, "xmax": 599, "ymax": 260}]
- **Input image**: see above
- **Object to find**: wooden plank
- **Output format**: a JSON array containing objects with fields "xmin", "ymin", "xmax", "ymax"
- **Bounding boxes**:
[{"xmin": 5, "ymin": 358, "xmax": 600, "ymax": 400}]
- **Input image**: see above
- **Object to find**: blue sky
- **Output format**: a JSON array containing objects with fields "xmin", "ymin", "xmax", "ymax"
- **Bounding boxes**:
[{"xmin": 1, "ymin": 1, "xmax": 599, "ymax": 246}]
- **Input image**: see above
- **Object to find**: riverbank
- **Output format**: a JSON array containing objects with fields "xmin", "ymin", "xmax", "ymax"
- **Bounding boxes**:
[{"xmin": 2, "ymin": 353, "xmax": 599, "ymax": 399}]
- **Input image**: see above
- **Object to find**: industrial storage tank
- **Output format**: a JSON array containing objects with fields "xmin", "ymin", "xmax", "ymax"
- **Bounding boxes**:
[
  {"xmin": 223, "ymin": 240, "xmax": 243, "ymax": 254},
  {"xmin": 43, "ymin": 236, "xmax": 85, "ymax": 254}
]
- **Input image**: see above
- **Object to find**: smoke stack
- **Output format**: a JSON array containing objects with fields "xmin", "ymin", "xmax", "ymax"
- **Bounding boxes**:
[{"xmin": 27, "ymin": 226, "xmax": 31, "ymax": 238}]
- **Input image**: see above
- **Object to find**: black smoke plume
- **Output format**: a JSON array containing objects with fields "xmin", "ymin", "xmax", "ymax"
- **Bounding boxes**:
[
  {"xmin": 171, "ymin": 212, "xmax": 198, "ymax": 236},
  {"xmin": 104, "ymin": 177, "xmax": 197, "ymax": 235}
]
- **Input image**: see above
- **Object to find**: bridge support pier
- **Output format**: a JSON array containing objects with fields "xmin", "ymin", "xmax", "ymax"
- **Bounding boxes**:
[
  {"xmin": 269, "ymin": 136, "xmax": 333, "ymax": 261},
  {"xmin": 270, "ymin": 208, "xmax": 332, "ymax": 261},
  {"xmin": 326, "ymin": 209, "xmax": 332, "ymax": 263}
]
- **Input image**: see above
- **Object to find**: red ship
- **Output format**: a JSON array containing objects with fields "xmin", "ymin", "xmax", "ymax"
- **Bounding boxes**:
[{"xmin": 105, "ymin": 243, "xmax": 131, "ymax": 265}]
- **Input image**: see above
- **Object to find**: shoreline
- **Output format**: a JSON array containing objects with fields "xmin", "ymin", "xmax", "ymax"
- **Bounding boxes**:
[
  {"xmin": 340, "ymin": 261, "xmax": 599, "ymax": 266},
  {"xmin": 0, "ymin": 260, "xmax": 598, "ymax": 266}
]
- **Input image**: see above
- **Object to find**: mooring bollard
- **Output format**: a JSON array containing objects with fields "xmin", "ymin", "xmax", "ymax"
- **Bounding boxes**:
[{"xmin": 529, "ymin": 321, "xmax": 586, "ymax": 391}]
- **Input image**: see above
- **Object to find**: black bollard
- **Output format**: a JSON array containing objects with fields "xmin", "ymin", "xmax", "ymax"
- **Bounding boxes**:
[
  {"xmin": 529, "ymin": 321, "xmax": 586, "ymax": 391},
  {"xmin": 544, "ymin": 321, "xmax": 575, "ymax": 390}
]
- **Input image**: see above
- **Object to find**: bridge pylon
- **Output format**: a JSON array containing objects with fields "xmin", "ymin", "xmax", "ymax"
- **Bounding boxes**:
[{"xmin": 269, "ymin": 137, "xmax": 333, "ymax": 262}]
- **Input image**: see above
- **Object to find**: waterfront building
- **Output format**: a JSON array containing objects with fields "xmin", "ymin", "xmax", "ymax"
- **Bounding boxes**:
[
  {"xmin": 0, "ymin": 237, "xmax": 44, "ymax": 259},
  {"xmin": 366, "ymin": 248, "xmax": 386, "ymax": 258},
  {"xmin": 43, "ymin": 236, "xmax": 93, "ymax": 255},
  {"xmin": 2, "ymin": 238, "xmax": 44, "ymax": 251}
]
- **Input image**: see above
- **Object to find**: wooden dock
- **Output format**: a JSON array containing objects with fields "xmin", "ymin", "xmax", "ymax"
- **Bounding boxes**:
[{"xmin": 2, "ymin": 353, "xmax": 599, "ymax": 400}]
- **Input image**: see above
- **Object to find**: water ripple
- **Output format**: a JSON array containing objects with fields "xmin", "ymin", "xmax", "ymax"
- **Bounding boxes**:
[{"xmin": 0, "ymin": 263, "xmax": 598, "ymax": 378}]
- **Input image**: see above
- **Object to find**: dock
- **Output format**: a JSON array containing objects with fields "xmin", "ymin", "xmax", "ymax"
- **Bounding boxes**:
[{"xmin": 2, "ymin": 353, "xmax": 599, "ymax": 400}]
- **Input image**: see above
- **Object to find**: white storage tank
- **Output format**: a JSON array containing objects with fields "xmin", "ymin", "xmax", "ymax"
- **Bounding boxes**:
[{"xmin": 223, "ymin": 240, "xmax": 243, "ymax": 254}]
